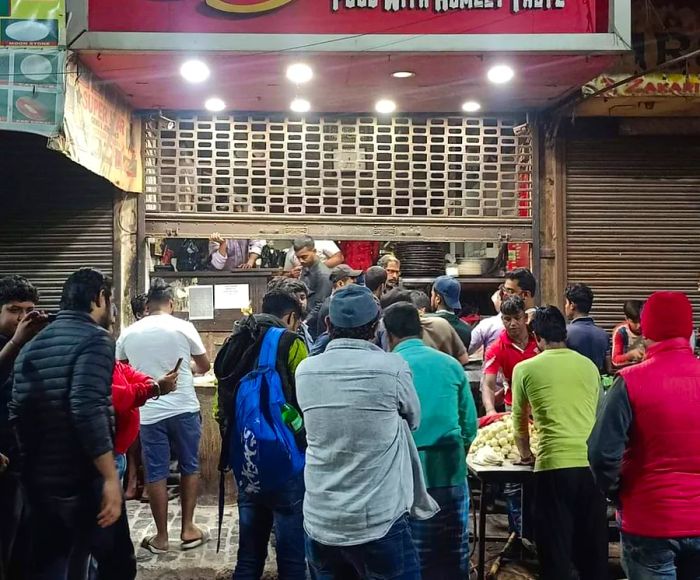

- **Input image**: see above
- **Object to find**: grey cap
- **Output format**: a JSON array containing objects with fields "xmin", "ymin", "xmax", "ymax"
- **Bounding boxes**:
[{"xmin": 329, "ymin": 285, "xmax": 380, "ymax": 328}]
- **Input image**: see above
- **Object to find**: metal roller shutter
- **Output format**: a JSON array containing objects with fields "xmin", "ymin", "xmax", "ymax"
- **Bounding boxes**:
[
  {"xmin": 566, "ymin": 137, "xmax": 700, "ymax": 330},
  {"xmin": 0, "ymin": 132, "xmax": 114, "ymax": 311},
  {"xmin": 143, "ymin": 113, "xmax": 534, "ymax": 242}
]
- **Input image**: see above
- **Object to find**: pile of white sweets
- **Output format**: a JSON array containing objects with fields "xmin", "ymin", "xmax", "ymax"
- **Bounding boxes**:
[{"xmin": 469, "ymin": 414, "xmax": 539, "ymax": 466}]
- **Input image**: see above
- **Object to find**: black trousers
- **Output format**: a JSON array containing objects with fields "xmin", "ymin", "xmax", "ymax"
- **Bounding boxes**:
[
  {"xmin": 26, "ymin": 479, "xmax": 136, "ymax": 580},
  {"xmin": 0, "ymin": 472, "xmax": 31, "ymax": 580},
  {"xmin": 534, "ymin": 467, "xmax": 610, "ymax": 580}
]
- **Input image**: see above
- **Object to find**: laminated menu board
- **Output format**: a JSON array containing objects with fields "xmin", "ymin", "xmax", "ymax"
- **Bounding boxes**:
[
  {"xmin": 0, "ymin": 0, "xmax": 64, "ymax": 47},
  {"xmin": 0, "ymin": 2, "xmax": 65, "ymax": 135},
  {"xmin": 0, "ymin": 48, "xmax": 63, "ymax": 134}
]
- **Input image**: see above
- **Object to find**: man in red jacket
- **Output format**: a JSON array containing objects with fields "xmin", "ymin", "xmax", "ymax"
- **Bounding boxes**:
[
  {"xmin": 589, "ymin": 291, "xmax": 700, "ymax": 579},
  {"xmin": 112, "ymin": 362, "xmax": 178, "ymax": 481}
]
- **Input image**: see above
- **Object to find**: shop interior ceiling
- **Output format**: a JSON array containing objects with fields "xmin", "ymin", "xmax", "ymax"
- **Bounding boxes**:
[{"xmin": 78, "ymin": 52, "xmax": 616, "ymax": 113}]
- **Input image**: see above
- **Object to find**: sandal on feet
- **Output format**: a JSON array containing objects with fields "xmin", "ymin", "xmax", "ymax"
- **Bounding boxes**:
[
  {"xmin": 181, "ymin": 527, "xmax": 211, "ymax": 551},
  {"xmin": 141, "ymin": 535, "xmax": 168, "ymax": 555}
]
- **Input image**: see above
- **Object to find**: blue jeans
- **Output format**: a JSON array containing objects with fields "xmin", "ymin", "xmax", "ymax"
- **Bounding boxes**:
[
  {"xmin": 622, "ymin": 533, "xmax": 700, "ymax": 580},
  {"xmin": 233, "ymin": 473, "xmax": 306, "ymax": 580},
  {"xmin": 503, "ymin": 405, "xmax": 523, "ymax": 536},
  {"xmin": 306, "ymin": 515, "xmax": 420, "ymax": 580},
  {"xmin": 115, "ymin": 453, "xmax": 127, "ymax": 484},
  {"xmin": 410, "ymin": 483, "xmax": 469, "ymax": 580}
]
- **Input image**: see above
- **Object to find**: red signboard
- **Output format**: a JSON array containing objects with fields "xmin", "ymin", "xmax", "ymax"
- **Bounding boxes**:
[{"xmin": 87, "ymin": 0, "xmax": 608, "ymax": 35}]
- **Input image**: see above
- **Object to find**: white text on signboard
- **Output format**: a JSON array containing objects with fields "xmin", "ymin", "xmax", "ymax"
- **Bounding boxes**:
[{"xmin": 331, "ymin": 0, "xmax": 565, "ymax": 12}]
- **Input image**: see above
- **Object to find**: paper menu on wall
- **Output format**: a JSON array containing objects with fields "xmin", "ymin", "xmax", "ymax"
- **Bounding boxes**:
[
  {"xmin": 188, "ymin": 285, "xmax": 214, "ymax": 320},
  {"xmin": 214, "ymin": 284, "xmax": 250, "ymax": 310}
]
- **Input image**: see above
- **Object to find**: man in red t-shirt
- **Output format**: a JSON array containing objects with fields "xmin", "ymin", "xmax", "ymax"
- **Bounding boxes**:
[
  {"xmin": 482, "ymin": 296, "xmax": 539, "ymax": 415},
  {"xmin": 481, "ymin": 295, "xmax": 539, "ymax": 543}
]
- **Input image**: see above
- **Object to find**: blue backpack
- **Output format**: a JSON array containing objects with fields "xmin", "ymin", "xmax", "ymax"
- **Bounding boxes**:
[{"xmin": 228, "ymin": 327, "xmax": 305, "ymax": 495}]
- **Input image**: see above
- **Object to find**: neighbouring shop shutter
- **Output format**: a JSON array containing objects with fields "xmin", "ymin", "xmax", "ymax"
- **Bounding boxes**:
[
  {"xmin": 566, "ymin": 137, "xmax": 700, "ymax": 330},
  {"xmin": 0, "ymin": 132, "xmax": 114, "ymax": 311}
]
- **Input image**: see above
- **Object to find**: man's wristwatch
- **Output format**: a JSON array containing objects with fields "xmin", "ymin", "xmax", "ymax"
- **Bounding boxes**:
[{"xmin": 151, "ymin": 381, "xmax": 161, "ymax": 400}]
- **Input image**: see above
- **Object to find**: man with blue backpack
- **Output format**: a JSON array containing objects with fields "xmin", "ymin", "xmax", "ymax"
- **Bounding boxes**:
[{"xmin": 214, "ymin": 289, "xmax": 308, "ymax": 580}]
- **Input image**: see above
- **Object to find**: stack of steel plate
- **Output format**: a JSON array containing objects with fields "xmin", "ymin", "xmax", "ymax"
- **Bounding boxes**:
[{"xmin": 395, "ymin": 242, "xmax": 449, "ymax": 277}]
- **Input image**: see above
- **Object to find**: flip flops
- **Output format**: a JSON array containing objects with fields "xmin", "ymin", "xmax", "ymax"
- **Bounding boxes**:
[
  {"xmin": 141, "ymin": 535, "xmax": 169, "ymax": 555},
  {"xmin": 181, "ymin": 527, "xmax": 211, "ymax": 551}
]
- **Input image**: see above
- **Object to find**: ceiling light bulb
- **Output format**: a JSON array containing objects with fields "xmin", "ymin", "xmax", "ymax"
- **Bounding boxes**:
[
  {"xmin": 180, "ymin": 59, "xmax": 210, "ymax": 83},
  {"xmin": 375, "ymin": 99, "xmax": 397, "ymax": 114},
  {"xmin": 462, "ymin": 100, "xmax": 482, "ymax": 113},
  {"xmin": 204, "ymin": 97, "xmax": 226, "ymax": 112},
  {"xmin": 487, "ymin": 64, "xmax": 515, "ymax": 84},
  {"xmin": 392, "ymin": 71, "xmax": 415, "ymax": 79},
  {"xmin": 290, "ymin": 98, "xmax": 311, "ymax": 113},
  {"xmin": 286, "ymin": 63, "xmax": 313, "ymax": 84}
]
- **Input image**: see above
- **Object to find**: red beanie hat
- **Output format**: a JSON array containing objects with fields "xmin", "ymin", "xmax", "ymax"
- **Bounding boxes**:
[{"xmin": 641, "ymin": 291, "xmax": 694, "ymax": 342}]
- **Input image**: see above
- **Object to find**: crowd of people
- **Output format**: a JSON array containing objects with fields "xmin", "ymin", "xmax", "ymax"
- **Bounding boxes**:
[{"xmin": 0, "ymin": 235, "xmax": 698, "ymax": 580}]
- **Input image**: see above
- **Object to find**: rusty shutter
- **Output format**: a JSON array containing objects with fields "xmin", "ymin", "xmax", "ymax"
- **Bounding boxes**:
[
  {"xmin": 0, "ymin": 132, "xmax": 114, "ymax": 311},
  {"xmin": 566, "ymin": 137, "xmax": 700, "ymax": 330}
]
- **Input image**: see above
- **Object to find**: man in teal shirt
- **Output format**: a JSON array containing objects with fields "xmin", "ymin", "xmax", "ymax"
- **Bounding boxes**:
[
  {"xmin": 511, "ymin": 306, "xmax": 607, "ymax": 580},
  {"xmin": 385, "ymin": 302, "xmax": 478, "ymax": 580}
]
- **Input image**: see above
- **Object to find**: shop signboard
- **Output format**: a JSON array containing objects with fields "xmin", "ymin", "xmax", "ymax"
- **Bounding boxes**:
[
  {"xmin": 87, "ymin": 0, "xmax": 608, "ymax": 35},
  {"xmin": 0, "ymin": 1, "xmax": 65, "ymax": 135},
  {"xmin": 72, "ymin": 0, "xmax": 628, "ymax": 53},
  {"xmin": 629, "ymin": 0, "xmax": 699, "ymax": 73},
  {"xmin": 583, "ymin": 73, "xmax": 700, "ymax": 98},
  {"xmin": 51, "ymin": 57, "xmax": 142, "ymax": 192}
]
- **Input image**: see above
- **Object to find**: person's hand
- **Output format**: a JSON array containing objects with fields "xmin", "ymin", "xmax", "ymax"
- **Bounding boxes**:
[
  {"xmin": 0, "ymin": 453, "xmax": 9, "ymax": 474},
  {"xmin": 13, "ymin": 311, "xmax": 49, "ymax": 347},
  {"xmin": 514, "ymin": 454, "xmax": 535, "ymax": 467},
  {"xmin": 97, "ymin": 477, "xmax": 122, "ymax": 528},
  {"xmin": 238, "ymin": 263, "xmax": 253, "ymax": 270},
  {"xmin": 209, "ymin": 232, "xmax": 225, "ymax": 245},
  {"xmin": 628, "ymin": 349, "xmax": 644, "ymax": 362},
  {"xmin": 156, "ymin": 369, "xmax": 178, "ymax": 396},
  {"xmin": 485, "ymin": 409, "xmax": 499, "ymax": 417},
  {"xmin": 290, "ymin": 265, "xmax": 302, "ymax": 279}
]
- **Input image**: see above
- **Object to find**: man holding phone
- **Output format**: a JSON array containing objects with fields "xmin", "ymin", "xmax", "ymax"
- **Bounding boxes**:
[
  {"xmin": 0, "ymin": 275, "xmax": 48, "ymax": 578},
  {"xmin": 117, "ymin": 279, "xmax": 211, "ymax": 555}
]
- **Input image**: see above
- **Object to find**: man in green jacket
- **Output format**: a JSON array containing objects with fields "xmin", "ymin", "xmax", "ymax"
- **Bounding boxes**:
[{"xmin": 385, "ymin": 301, "xmax": 478, "ymax": 580}]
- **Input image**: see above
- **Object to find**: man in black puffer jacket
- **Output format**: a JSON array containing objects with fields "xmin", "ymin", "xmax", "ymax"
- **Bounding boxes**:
[{"xmin": 10, "ymin": 268, "xmax": 136, "ymax": 580}]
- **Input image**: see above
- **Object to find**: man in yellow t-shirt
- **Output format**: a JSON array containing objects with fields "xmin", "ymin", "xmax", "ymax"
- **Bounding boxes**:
[{"xmin": 511, "ymin": 306, "xmax": 606, "ymax": 580}]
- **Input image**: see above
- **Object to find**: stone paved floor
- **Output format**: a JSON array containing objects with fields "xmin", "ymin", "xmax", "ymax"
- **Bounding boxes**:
[
  {"xmin": 129, "ymin": 501, "xmax": 623, "ymax": 580},
  {"xmin": 128, "ymin": 501, "xmax": 276, "ymax": 580}
]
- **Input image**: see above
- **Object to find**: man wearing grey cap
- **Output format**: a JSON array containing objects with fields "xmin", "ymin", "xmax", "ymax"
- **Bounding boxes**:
[{"xmin": 296, "ymin": 285, "xmax": 427, "ymax": 579}]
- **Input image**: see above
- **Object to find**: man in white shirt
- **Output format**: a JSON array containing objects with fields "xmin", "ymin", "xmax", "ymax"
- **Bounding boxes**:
[
  {"xmin": 284, "ymin": 238, "xmax": 344, "ymax": 277},
  {"xmin": 208, "ymin": 234, "xmax": 266, "ymax": 271},
  {"xmin": 116, "ymin": 279, "xmax": 211, "ymax": 555}
]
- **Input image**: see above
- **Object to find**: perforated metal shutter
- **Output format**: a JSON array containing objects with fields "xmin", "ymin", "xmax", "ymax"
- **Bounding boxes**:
[
  {"xmin": 0, "ymin": 132, "xmax": 114, "ymax": 311},
  {"xmin": 144, "ymin": 113, "xmax": 532, "ymax": 229},
  {"xmin": 566, "ymin": 137, "xmax": 700, "ymax": 330}
]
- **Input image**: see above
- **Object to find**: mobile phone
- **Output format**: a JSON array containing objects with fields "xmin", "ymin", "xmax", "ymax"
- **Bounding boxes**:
[{"xmin": 173, "ymin": 358, "xmax": 184, "ymax": 372}]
